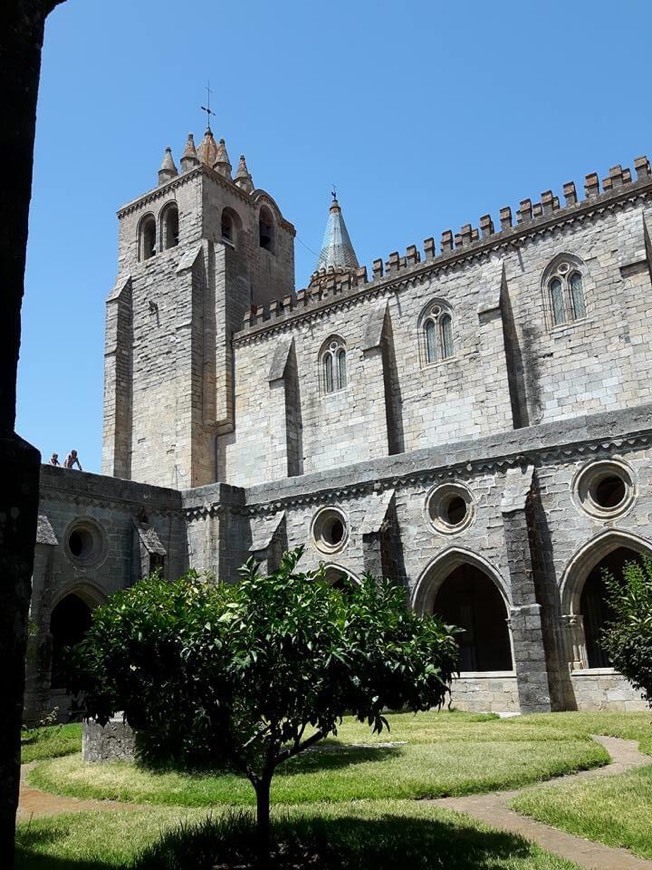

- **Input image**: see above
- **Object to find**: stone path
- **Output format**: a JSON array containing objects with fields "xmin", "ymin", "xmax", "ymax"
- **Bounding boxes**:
[
  {"xmin": 18, "ymin": 737, "xmax": 652, "ymax": 868},
  {"xmin": 431, "ymin": 736, "xmax": 652, "ymax": 870}
]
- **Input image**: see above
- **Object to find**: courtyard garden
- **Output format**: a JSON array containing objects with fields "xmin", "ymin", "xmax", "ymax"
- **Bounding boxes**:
[{"xmin": 16, "ymin": 709, "xmax": 652, "ymax": 868}]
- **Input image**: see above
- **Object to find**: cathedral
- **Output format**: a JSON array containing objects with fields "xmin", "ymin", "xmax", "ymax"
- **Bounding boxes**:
[{"xmin": 26, "ymin": 123, "xmax": 652, "ymax": 719}]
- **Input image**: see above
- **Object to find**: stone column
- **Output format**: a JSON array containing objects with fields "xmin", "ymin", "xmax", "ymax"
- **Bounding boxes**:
[
  {"xmin": 501, "ymin": 466, "xmax": 551, "ymax": 713},
  {"xmin": 562, "ymin": 614, "xmax": 588, "ymax": 671}
]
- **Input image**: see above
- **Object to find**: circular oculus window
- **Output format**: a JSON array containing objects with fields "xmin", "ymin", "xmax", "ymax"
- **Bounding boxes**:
[
  {"xmin": 573, "ymin": 460, "xmax": 635, "ymax": 519},
  {"xmin": 311, "ymin": 507, "xmax": 349, "ymax": 554},
  {"xmin": 426, "ymin": 483, "xmax": 475, "ymax": 534},
  {"xmin": 65, "ymin": 518, "xmax": 107, "ymax": 567}
]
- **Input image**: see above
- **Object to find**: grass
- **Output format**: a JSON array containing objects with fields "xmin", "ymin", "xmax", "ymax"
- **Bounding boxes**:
[
  {"xmin": 16, "ymin": 801, "xmax": 581, "ymax": 869},
  {"xmin": 511, "ymin": 765, "xmax": 652, "ymax": 860},
  {"xmin": 28, "ymin": 711, "xmax": 609, "ymax": 807},
  {"xmin": 21, "ymin": 723, "xmax": 82, "ymax": 764},
  {"xmin": 512, "ymin": 711, "xmax": 652, "ymax": 756}
]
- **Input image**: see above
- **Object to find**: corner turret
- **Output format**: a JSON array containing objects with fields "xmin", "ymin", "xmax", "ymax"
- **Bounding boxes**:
[
  {"xmin": 213, "ymin": 138, "xmax": 232, "ymax": 179},
  {"xmin": 234, "ymin": 154, "xmax": 254, "ymax": 193},
  {"xmin": 158, "ymin": 147, "xmax": 178, "ymax": 185},
  {"xmin": 180, "ymin": 133, "xmax": 199, "ymax": 172}
]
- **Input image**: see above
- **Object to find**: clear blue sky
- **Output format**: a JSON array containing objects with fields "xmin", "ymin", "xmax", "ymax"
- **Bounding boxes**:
[{"xmin": 18, "ymin": 0, "xmax": 652, "ymax": 473}]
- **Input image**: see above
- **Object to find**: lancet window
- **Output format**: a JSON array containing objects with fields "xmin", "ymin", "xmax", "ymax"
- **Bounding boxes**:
[
  {"xmin": 422, "ymin": 304, "xmax": 454, "ymax": 364},
  {"xmin": 321, "ymin": 338, "xmax": 347, "ymax": 393}
]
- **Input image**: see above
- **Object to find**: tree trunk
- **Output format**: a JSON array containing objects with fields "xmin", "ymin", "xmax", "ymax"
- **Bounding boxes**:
[
  {"xmin": 254, "ymin": 773, "xmax": 273, "ymax": 867},
  {"xmin": 0, "ymin": 2, "xmax": 65, "ymax": 866}
]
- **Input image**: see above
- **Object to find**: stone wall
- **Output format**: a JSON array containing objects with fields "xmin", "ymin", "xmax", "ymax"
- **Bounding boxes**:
[{"xmin": 25, "ymin": 466, "xmax": 185, "ymax": 720}]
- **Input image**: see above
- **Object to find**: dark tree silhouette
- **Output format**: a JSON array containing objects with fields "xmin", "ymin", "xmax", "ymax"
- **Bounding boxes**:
[{"xmin": 0, "ymin": 2, "xmax": 65, "ymax": 865}]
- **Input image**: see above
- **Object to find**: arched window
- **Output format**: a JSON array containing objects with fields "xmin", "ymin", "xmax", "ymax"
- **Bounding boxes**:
[
  {"xmin": 433, "ymin": 564, "xmax": 512, "ymax": 672},
  {"xmin": 221, "ymin": 207, "xmax": 241, "ymax": 248},
  {"xmin": 321, "ymin": 337, "xmax": 347, "ymax": 393},
  {"xmin": 222, "ymin": 211, "xmax": 233, "ymax": 242},
  {"xmin": 49, "ymin": 593, "xmax": 94, "ymax": 688},
  {"xmin": 161, "ymin": 203, "xmax": 179, "ymax": 250},
  {"xmin": 544, "ymin": 258, "xmax": 587, "ymax": 326},
  {"xmin": 422, "ymin": 304, "xmax": 454, "ymax": 364},
  {"xmin": 259, "ymin": 205, "xmax": 275, "ymax": 252},
  {"xmin": 139, "ymin": 215, "xmax": 156, "ymax": 261}
]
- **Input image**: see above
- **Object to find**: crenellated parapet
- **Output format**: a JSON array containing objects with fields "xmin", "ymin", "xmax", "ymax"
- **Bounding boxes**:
[{"xmin": 237, "ymin": 155, "xmax": 652, "ymax": 338}]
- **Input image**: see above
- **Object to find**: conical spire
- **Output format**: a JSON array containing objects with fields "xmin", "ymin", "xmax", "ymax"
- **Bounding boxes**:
[
  {"xmin": 316, "ymin": 194, "xmax": 359, "ymax": 272},
  {"xmin": 158, "ymin": 146, "xmax": 178, "ymax": 185},
  {"xmin": 234, "ymin": 154, "xmax": 254, "ymax": 193},
  {"xmin": 197, "ymin": 128, "xmax": 218, "ymax": 167},
  {"xmin": 180, "ymin": 133, "xmax": 199, "ymax": 172},
  {"xmin": 213, "ymin": 137, "xmax": 232, "ymax": 179}
]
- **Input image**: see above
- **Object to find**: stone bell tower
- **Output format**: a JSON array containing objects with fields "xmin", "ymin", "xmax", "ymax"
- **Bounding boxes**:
[{"xmin": 102, "ymin": 126, "xmax": 296, "ymax": 488}]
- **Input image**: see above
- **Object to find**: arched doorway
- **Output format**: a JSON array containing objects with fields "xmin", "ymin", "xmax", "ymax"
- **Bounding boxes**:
[
  {"xmin": 580, "ymin": 547, "xmax": 638, "ymax": 668},
  {"xmin": 49, "ymin": 593, "xmax": 93, "ymax": 689},
  {"xmin": 434, "ymin": 564, "xmax": 513, "ymax": 672}
]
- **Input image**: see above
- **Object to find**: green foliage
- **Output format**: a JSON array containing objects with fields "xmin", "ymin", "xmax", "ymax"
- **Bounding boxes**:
[
  {"xmin": 601, "ymin": 557, "xmax": 652, "ymax": 707},
  {"xmin": 72, "ymin": 548, "xmax": 458, "ymax": 841}
]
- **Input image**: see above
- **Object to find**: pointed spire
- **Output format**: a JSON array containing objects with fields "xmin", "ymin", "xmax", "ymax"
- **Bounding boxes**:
[
  {"xmin": 158, "ymin": 146, "xmax": 178, "ymax": 185},
  {"xmin": 213, "ymin": 137, "xmax": 232, "ymax": 179},
  {"xmin": 316, "ymin": 194, "xmax": 359, "ymax": 272},
  {"xmin": 197, "ymin": 128, "xmax": 218, "ymax": 167},
  {"xmin": 180, "ymin": 133, "xmax": 199, "ymax": 172},
  {"xmin": 234, "ymin": 154, "xmax": 254, "ymax": 193}
]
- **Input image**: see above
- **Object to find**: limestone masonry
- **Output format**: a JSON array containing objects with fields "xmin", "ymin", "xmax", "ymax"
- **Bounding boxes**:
[{"xmin": 25, "ymin": 127, "xmax": 652, "ymax": 718}]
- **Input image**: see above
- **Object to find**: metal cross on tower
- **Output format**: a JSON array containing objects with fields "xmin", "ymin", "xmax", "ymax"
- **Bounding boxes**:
[{"xmin": 201, "ymin": 82, "xmax": 216, "ymax": 131}]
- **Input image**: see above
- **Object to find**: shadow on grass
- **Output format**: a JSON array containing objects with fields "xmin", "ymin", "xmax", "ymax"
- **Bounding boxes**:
[
  {"xmin": 277, "ymin": 741, "xmax": 402, "ymax": 775},
  {"xmin": 132, "ymin": 810, "xmax": 550, "ymax": 870},
  {"xmin": 135, "ymin": 742, "xmax": 402, "ymax": 780},
  {"xmin": 16, "ymin": 823, "xmax": 116, "ymax": 870}
]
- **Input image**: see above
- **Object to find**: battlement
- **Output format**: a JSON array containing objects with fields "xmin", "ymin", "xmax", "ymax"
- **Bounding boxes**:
[{"xmin": 238, "ymin": 156, "xmax": 652, "ymax": 336}]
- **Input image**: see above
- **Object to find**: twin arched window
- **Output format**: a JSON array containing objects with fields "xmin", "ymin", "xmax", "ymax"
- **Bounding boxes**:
[
  {"xmin": 321, "ymin": 338, "xmax": 347, "ymax": 393},
  {"xmin": 138, "ymin": 202, "xmax": 179, "ymax": 261},
  {"xmin": 547, "ymin": 262, "xmax": 586, "ymax": 326},
  {"xmin": 423, "ymin": 305, "xmax": 454, "ymax": 364}
]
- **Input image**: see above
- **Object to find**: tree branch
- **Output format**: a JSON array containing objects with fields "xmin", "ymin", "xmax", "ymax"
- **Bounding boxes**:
[{"xmin": 277, "ymin": 729, "xmax": 325, "ymax": 765}]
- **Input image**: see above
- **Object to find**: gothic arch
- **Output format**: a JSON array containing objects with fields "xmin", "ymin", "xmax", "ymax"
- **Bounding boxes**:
[
  {"xmin": 412, "ymin": 548, "xmax": 513, "ymax": 672},
  {"xmin": 411, "ymin": 547, "xmax": 510, "ymax": 614},
  {"xmin": 318, "ymin": 334, "xmax": 347, "ymax": 394},
  {"xmin": 322, "ymin": 562, "xmax": 360, "ymax": 588},
  {"xmin": 49, "ymin": 585, "xmax": 105, "ymax": 689},
  {"xmin": 560, "ymin": 528, "xmax": 652, "ymax": 616},
  {"xmin": 541, "ymin": 252, "xmax": 588, "ymax": 327},
  {"xmin": 51, "ymin": 579, "xmax": 106, "ymax": 613},
  {"xmin": 560, "ymin": 528, "xmax": 652, "ymax": 669},
  {"xmin": 541, "ymin": 252, "xmax": 587, "ymax": 286}
]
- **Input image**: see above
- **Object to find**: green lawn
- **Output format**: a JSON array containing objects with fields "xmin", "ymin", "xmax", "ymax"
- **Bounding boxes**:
[
  {"xmin": 28, "ymin": 711, "xmax": 608, "ymax": 806},
  {"xmin": 512, "ymin": 765, "xmax": 652, "ymax": 861},
  {"xmin": 21, "ymin": 723, "xmax": 82, "ymax": 764},
  {"xmin": 16, "ymin": 801, "xmax": 581, "ymax": 869},
  {"xmin": 512, "ymin": 711, "xmax": 652, "ymax": 756},
  {"xmin": 20, "ymin": 710, "xmax": 652, "ymax": 868}
]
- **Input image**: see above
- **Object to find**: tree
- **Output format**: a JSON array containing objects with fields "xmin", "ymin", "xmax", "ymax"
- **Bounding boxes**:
[
  {"xmin": 73, "ymin": 549, "xmax": 459, "ymax": 860},
  {"xmin": 1, "ymin": 3, "xmax": 65, "ymax": 865},
  {"xmin": 601, "ymin": 557, "xmax": 652, "ymax": 707}
]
